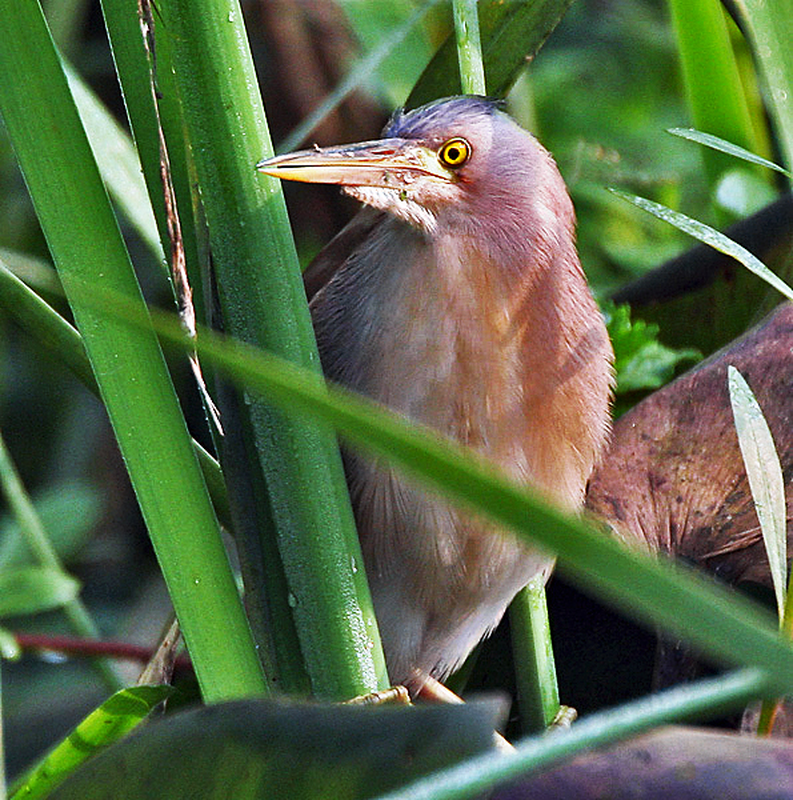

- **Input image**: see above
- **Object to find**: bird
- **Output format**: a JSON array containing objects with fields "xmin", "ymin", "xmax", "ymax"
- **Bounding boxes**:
[{"xmin": 257, "ymin": 96, "xmax": 613, "ymax": 695}]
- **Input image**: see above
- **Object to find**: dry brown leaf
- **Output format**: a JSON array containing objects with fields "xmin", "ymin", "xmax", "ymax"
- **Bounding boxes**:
[{"xmin": 587, "ymin": 302, "xmax": 793, "ymax": 587}]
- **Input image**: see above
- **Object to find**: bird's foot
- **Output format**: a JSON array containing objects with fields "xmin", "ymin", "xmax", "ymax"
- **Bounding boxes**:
[
  {"xmin": 549, "ymin": 704, "xmax": 577, "ymax": 729},
  {"xmin": 415, "ymin": 673, "xmax": 463, "ymax": 704},
  {"xmin": 417, "ymin": 674, "xmax": 514, "ymax": 753},
  {"xmin": 345, "ymin": 685, "xmax": 411, "ymax": 706}
]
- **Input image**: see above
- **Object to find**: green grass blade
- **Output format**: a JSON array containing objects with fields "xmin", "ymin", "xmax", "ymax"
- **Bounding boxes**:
[
  {"xmin": 453, "ymin": 0, "xmax": 486, "ymax": 95},
  {"xmin": 0, "ymin": 0, "xmax": 265, "ymax": 702},
  {"xmin": 371, "ymin": 668, "xmax": 767, "ymax": 800},
  {"xmin": 728, "ymin": 366, "xmax": 790, "ymax": 736},
  {"xmin": 100, "ymin": 0, "xmax": 210, "ymax": 327},
  {"xmin": 98, "ymin": 0, "xmax": 160, "ymax": 217},
  {"xmin": 0, "ymin": 444, "xmax": 78, "ymax": 599},
  {"xmin": 609, "ymin": 189, "xmax": 793, "ymax": 302},
  {"xmin": 155, "ymin": 0, "xmax": 387, "ymax": 700},
  {"xmin": 734, "ymin": 0, "xmax": 793, "ymax": 172},
  {"xmin": 44, "ymin": 0, "xmax": 90, "ymax": 58},
  {"xmin": 668, "ymin": 127, "xmax": 792, "ymax": 178},
  {"xmin": 0, "ymin": 482, "xmax": 102, "ymax": 570},
  {"xmin": 64, "ymin": 63, "xmax": 163, "ymax": 259},
  {"xmin": 510, "ymin": 578, "xmax": 561, "ymax": 733},
  {"xmin": 728, "ymin": 366, "xmax": 787, "ymax": 621},
  {"xmin": 668, "ymin": 0, "xmax": 762, "ymax": 193},
  {"xmin": 9, "ymin": 686, "xmax": 171, "ymax": 800},
  {"xmin": 0, "ymin": 258, "xmax": 96, "ymax": 392},
  {"xmin": 0, "ymin": 247, "xmax": 62, "ymax": 300}
]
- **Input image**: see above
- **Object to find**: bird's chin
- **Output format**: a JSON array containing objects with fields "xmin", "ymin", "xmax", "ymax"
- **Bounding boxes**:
[{"xmin": 342, "ymin": 185, "xmax": 438, "ymax": 234}]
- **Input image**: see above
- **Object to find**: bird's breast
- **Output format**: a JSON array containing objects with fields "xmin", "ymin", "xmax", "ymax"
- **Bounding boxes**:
[
  {"xmin": 331, "ymin": 232, "xmax": 522, "ymax": 448},
  {"xmin": 309, "ymin": 214, "xmax": 612, "ymax": 684},
  {"xmin": 311, "ymin": 221, "xmax": 603, "ymax": 501}
]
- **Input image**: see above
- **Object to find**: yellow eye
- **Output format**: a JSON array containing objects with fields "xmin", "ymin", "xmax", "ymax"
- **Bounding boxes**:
[{"xmin": 438, "ymin": 137, "xmax": 471, "ymax": 168}]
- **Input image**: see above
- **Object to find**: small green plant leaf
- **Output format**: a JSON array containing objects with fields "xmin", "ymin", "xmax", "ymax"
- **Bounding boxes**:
[
  {"xmin": 609, "ymin": 189, "xmax": 793, "ymax": 302},
  {"xmin": 0, "ymin": 567, "xmax": 80, "ymax": 618},
  {"xmin": 668, "ymin": 128, "xmax": 792, "ymax": 178},
  {"xmin": 0, "ymin": 247, "xmax": 62, "ymax": 299},
  {"xmin": 727, "ymin": 366, "xmax": 788, "ymax": 621},
  {"xmin": 10, "ymin": 685, "xmax": 171, "ymax": 800},
  {"xmin": 0, "ymin": 625, "xmax": 22, "ymax": 659},
  {"xmin": 603, "ymin": 302, "xmax": 701, "ymax": 395},
  {"xmin": 616, "ymin": 339, "xmax": 699, "ymax": 393},
  {"xmin": 0, "ymin": 481, "xmax": 103, "ymax": 570}
]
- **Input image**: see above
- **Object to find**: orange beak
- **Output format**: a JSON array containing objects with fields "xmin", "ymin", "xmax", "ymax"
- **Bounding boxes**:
[{"xmin": 256, "ymin": 139, "xmax": 454, "ymax": 188}]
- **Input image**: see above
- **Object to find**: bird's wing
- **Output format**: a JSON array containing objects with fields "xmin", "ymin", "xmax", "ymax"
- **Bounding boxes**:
[{"xmin": 303, "ymin": 207, "xmax": 386, "ymax": 302}]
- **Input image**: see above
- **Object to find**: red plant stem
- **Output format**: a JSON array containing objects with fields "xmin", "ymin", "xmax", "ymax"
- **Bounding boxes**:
[{"xmin": 13, "ymin": 632, "xmax": 194, "ymax": 676}]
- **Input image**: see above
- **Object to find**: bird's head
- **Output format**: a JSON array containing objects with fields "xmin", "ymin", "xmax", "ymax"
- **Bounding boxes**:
[{"xmin": 257, "ymin": 96, "xmax": 569, "ymax": 241}]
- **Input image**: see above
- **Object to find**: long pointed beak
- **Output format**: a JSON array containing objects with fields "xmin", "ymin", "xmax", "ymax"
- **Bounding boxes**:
[{"xmin": 256, "ymin": 138, "xmax": 454, "ymax": 187}]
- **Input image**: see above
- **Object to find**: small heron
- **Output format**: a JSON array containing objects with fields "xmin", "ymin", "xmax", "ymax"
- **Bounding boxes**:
[{"xmin": 257, "ymin": 96, "xmax": 613, "ymax": 694}]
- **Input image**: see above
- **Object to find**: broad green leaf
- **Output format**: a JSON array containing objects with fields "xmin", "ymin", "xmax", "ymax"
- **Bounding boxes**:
[
  {"xmin": 728, "ymin": 366, "xmax": 788, "ymax": 622},
  {"xmin": 668, "ymin": 128, "xmax": 791, "ymax": 178},
  {"xmin": 0, "ymin": 566, "xmax": 79, "ymax": 617},
  {"xmin": 48, "ymin": 697, "xmax": 504, "ymax": 800},
  {"xmin": 11, "ymin": 685, "xmax": 171, "ymax": 800},
  {"xmin": 0, "ymin": 481, "xmax": 103, "ymax": 570},
  {"xmin": 609, "ymin": 189, "xmax": 793, "ymax": 302}
]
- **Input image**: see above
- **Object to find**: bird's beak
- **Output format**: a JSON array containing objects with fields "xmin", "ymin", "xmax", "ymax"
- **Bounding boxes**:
[{"xmin": 256, "ymin": 138, "xmax": 454, "ymax": 187}]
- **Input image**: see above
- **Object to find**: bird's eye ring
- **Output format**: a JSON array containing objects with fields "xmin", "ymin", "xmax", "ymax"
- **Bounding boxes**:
[{"xmin": 438, "ymin": 137, "xmax": 471, "ymax": 169}]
